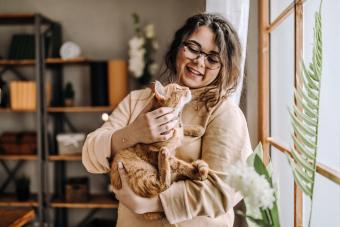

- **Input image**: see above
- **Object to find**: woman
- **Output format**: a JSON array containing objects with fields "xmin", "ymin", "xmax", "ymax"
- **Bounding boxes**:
[{"xmin": 82, "ymin": 13, "xmax": 252, "ymax": 227}]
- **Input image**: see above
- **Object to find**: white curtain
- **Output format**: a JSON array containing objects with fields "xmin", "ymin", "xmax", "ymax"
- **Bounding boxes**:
[{"xmin": 206, "ymin": 0, "xmax": 249, "ymax": 105}]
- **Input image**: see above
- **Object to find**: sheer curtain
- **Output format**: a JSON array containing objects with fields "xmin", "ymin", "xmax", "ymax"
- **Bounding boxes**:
[{"xmin": 206, "ymin": 0, "xmax": 249, "ymax": 105}]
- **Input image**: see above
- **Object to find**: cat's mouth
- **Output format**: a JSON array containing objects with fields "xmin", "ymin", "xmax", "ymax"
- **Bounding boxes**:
[{"xmin": 186, "ymin": 66, "xmax": 203, "ymax": 77}]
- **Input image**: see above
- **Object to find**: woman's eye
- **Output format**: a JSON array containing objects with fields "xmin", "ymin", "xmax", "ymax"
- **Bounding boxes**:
[
  {"xmin": 207, "ymin": 55, "xmax": 220, "ymax": 64},
  {"xmin": 187, "ymin": 45, "xmax": 200, "ymax": 54}
]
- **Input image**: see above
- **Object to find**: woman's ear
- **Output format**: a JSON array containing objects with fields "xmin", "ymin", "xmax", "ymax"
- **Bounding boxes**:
[{"xmin": 153, "ymin": 81, "xmax": 166, "ymax": 101}]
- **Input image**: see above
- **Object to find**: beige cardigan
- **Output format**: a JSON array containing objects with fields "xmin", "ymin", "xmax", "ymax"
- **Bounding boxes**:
[{"xmin": 82, "ymin": 88, "xmax": 252, "ymax": 227}]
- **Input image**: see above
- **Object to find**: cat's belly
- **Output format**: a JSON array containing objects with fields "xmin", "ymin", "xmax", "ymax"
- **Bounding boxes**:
[{"xmin": 113, "ymin": 149, "xmax": 163, "ymax": 197}]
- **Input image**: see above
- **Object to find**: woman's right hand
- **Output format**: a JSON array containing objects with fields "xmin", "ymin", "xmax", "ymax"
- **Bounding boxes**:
[{"xmin": 129, "ymin": 106, "xmax": 179, "ymax": 144}]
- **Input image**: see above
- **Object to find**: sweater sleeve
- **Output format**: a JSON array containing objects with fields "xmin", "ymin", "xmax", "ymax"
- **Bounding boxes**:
[
  {"xmin": 159, "ymin": 101, "xmax": 253, "ymax": 224},
  {"xmin": 82, "ymin": 93, "xmax": 131, "ymax": 174}
]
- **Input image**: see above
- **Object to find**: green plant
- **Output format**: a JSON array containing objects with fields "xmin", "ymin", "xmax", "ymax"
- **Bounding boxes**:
[
  {"xmin": 128, "ymin": 13, "xmax": 159, "ymax": 85},
  {"xmin": 64, "ymin": 82, "xmax": 75, "ymax": 99},
  {"xmin": 245, "ymin": 143, "xmax": 280, "ymax": 227},
  {"xmin": 288, "ymin": 1, "xmax": 322, "ymax": 226}
]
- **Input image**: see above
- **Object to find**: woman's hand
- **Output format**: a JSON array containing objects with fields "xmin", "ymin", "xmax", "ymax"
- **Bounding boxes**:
[
  {"xmin": 129, "ymin": 100, "xmax": 179, "ymax": 144},
  {"xmin": 112, "ymin": 162, "xmax": 163, "ymax": 214},
  {"xmin": 110, "ymin": 99, "xmax": 178, "ymax": 158}
]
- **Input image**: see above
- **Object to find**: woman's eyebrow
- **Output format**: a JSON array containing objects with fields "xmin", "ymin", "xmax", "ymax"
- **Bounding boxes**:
[{"xmin": 187, "ymin": 40, "xmax": 219, "ymax": 55}]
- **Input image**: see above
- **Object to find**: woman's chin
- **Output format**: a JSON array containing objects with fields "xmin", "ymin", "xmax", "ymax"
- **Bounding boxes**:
[{"xmin": 180, "ymin": 73, "xmax": 203, "ymax": 88}]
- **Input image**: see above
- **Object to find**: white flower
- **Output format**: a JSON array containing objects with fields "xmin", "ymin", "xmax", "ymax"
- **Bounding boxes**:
[
  {"xmin": 152, "ymin": 40, "xmax": 159, "ymax": 50},
  {"xmin": 144, "ymin": 24, "xmax": 155, "ymax": 39},
  {"xmin": 128, "ymin": 36, "xmax": 146, "ymax": 78},
  {"xmin": 226, "ymin": 162, "xmax": 275, "ymax": 213},
  {"xmin": 128, "ymin": 56, "xmax": 145, "ymax": 78},
  {"xmin": 129, "ymin": 36, "xmax": 145, "ymax": 49},
  {"xmin": 148, "ymin": 63, "xmax": 158, "ymax": 76}
]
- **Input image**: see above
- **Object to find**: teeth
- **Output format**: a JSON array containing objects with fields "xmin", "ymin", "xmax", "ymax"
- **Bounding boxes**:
[{"xmin": 187, "ymin": 66, "xmax": 202, "ymax": 76}]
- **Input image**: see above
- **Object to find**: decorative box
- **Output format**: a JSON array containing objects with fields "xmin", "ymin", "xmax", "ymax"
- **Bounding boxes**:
[
  {"xmin": 56, "ymin": 133, "xmax": 85, "ymax": 155},
  {"xmin": 10, "ymin": 81, "xmax": 36, "ymax": 110},
  {"xmin": 65, "ymin": 177, "xmax": 89, "ymax": 202},
  {"xmin": 0, "ymin": 132, "xmax": 37, "ymax": 154}
]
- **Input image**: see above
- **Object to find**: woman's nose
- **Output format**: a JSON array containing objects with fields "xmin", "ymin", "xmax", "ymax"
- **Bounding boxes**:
[{"xmin": 194, "ymin": 54, "xmax": 206, "ymax": 67}]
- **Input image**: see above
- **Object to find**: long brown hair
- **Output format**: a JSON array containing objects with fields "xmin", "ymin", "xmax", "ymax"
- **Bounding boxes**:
[{"xmin": 161, "ymin": 13, "xmax": 241, "ymax": 109}]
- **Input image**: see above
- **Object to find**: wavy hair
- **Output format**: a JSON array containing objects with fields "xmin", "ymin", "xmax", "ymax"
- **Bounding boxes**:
[{"xmin": 160, "ymin": 13, "xmax": 241, "ymax": 109}]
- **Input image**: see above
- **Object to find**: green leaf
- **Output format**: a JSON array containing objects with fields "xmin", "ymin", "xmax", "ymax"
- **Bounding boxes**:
[
  {"xmin": 292, "ymin": 105, "xmax": 317, "ymax": 127},
  {"xmin": 291, "ymin": 123, "xmax": 316, "ymax": 149},
  {"xmin": 292, "ymin": 135, "xmax": 315, "ymax": 160},
  {"xmin": 291, "ymin": 147, "xmax": 314, "ymax": 173},
  {"xmin": 254, "ymin": 155, "xmax": 272, "ymax": 184},
  {"xmin": 290, "ymin": 112, "xmax": 316, "ymax": 137},
  {"xmin": 247, "ymin": 143, "xmax": 264, "ymax": 166},
  {"xmin": 288, "ymin": 2, "xmax": 323, "ymax": 225},
  {"xmin": 293, "ymin": 89, "xmax": 317, "ymax": 118}
]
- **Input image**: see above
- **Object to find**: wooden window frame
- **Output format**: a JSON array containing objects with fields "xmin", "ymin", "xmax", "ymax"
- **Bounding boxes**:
[{"xmin": 258, "ymin": 1, "xmax": 340, "ymax": 226}]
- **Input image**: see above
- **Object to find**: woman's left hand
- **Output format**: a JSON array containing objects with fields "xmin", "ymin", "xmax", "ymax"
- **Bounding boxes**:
[{"xmin": 112, "ymin": 162, "xmax": 163, "ymax": 214}]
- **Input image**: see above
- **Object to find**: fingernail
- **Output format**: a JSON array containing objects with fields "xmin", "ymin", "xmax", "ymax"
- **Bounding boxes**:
[{"xmin": 118, "ymin": 162, "xmax": 123, "ymax": 169}]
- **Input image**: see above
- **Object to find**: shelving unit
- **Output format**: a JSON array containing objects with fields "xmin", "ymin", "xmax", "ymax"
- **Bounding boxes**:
[
  {"xmin": 0, "ymin": 106, "xmax": 114, "ymax": 113},
  {"xmin": 51, "ymin": 195, "xmax": 118, "ymax": 209},
  {"xmin": 0, "ymin": 194, "xmax": 38, "ymax": 207},
  {"xmin": 0, "ymin": 57, "xmax": 89, "ymax": 66},
  {"xmin": 0, "ymin": 155, "xmax": 38, "ymax": 161},
  {"xmin": 0, "ymin": 13, "xmax": 119, "ymax": 226}
]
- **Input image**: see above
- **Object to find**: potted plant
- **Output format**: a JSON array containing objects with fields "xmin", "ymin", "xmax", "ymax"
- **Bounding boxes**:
[
  {"xmin": 64, "ymin": 82, "xmax": 75, "ymax": 107},
  {"xmin": 15, "ymin": 174, "xmax": 30, "ymax": 201}
]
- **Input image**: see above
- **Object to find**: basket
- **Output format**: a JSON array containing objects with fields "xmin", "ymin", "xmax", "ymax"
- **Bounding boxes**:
[{"xmin": 56, "ymin": 133, "xmax": 85, "ymax": 155}]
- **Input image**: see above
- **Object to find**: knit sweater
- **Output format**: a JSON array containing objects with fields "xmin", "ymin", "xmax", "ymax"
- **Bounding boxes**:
[{"xmin": 82, "ymin": 87, "xmax": 252, "ymax": 227}]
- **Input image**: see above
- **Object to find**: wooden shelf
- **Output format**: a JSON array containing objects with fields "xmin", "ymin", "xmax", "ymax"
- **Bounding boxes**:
[
  {"xmin": 0, "ymin": 194, "xmax": 38, "ymax": 207},
  {"xmin": 0, "ymin": 57, "xmax": 90, "ymax": 66},
  {"xmin": 0, "ymin": 208, "xmax": 36, "ymax": 227},
  {"xmin": 0, "ymin": 13, "xmax": 53, "ymax": 25},
  {"xmin": 0, "ymin": 106, "xmax": 114, "ymax": 113},
  {"xmin": 0, "ymin": 154, "xmax": 38, "ymax": 160},
  {"xmin": 0, "ymin": 108, "xmax": 35, "ymax": 113},
  {"xmin": 50, "ymin": 194, "xmax": 118, "ymax": 209},
  {"xmin": 48, "ymin": 154, "xmax": 81, "ymax": 161},
  {"xmin": 48, "ymin": 106, "xmax": 114, "ymax": 113}
]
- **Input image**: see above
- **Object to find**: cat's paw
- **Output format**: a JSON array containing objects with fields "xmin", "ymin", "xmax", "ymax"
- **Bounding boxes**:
[{"xmin": 192, "ymin": 160, "xmax": 209, "ymax": 181}]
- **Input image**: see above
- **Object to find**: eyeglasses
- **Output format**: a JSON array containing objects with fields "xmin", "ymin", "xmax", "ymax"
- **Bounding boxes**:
[{"xmin": 182, "ymin": 41, "xmax": 221, "ymax": 70}]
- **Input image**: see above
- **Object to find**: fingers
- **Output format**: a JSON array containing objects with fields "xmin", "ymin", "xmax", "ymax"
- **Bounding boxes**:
[
  {"xmin": 148, "ymin": 107, "xmax": 174, "ymax": 119},
  {"xmin": 158, "ymin": 119, "xmax": 178, "ymax": 134},
  {"xmin": 153, "ymin": 111, "xmax": 178, "ymax": 126},
  {"xmin": 156, "ymin": 129, "xmax": 174, "ymax": 141}
]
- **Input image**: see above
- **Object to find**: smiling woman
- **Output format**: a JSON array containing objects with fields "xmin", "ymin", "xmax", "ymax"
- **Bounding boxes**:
[{"xmin": 82, "ymin": 13, "xmax": 252, "ymax": 227}]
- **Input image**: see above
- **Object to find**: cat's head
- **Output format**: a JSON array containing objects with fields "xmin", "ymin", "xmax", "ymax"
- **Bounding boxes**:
[{"xmin": 152, "ymin": 81, "xmax": 191, "ymax": 112}]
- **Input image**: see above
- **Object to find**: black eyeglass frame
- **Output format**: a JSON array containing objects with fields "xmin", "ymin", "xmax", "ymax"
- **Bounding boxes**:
[{"xmin": 182, "ymin": 41, "xmax": 222, "ymax": 70}]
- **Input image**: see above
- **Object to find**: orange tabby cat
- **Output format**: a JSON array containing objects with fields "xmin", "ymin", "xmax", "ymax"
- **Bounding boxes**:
[{"xmin": 110, "ymin": 81, "xmax": 209, "ymax": 220}]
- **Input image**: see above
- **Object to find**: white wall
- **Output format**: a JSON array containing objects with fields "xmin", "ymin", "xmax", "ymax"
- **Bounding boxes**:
[{"xmin": 246, "ymin": 0, "xmax": 259, "ymax": 148}]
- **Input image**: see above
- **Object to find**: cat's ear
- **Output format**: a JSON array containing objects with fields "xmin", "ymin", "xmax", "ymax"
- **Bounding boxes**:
[{"xmin": 152, "ymin": 81, "xmax": 166, "ymax": 101}]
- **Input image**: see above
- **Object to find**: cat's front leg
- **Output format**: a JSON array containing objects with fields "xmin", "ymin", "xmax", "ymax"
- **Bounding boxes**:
[{"xmin": 158, "ymin": 147, "xmax": 171, "ymax": 189}]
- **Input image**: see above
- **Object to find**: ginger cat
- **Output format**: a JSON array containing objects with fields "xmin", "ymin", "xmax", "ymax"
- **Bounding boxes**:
[{"xmin": 110, "ymin": 81, "xmax": 209, "ymax": 220}]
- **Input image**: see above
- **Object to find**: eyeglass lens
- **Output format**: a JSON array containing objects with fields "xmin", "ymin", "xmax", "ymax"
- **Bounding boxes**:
[{"xmin": 183, "ymin": 42, "xmax": 220, "ymax": 69}]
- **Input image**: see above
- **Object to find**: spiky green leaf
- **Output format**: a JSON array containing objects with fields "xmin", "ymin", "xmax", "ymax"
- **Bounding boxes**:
[{"xmin": 288, "ymin": 2, "xmax": 322, "ymax": 226}]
